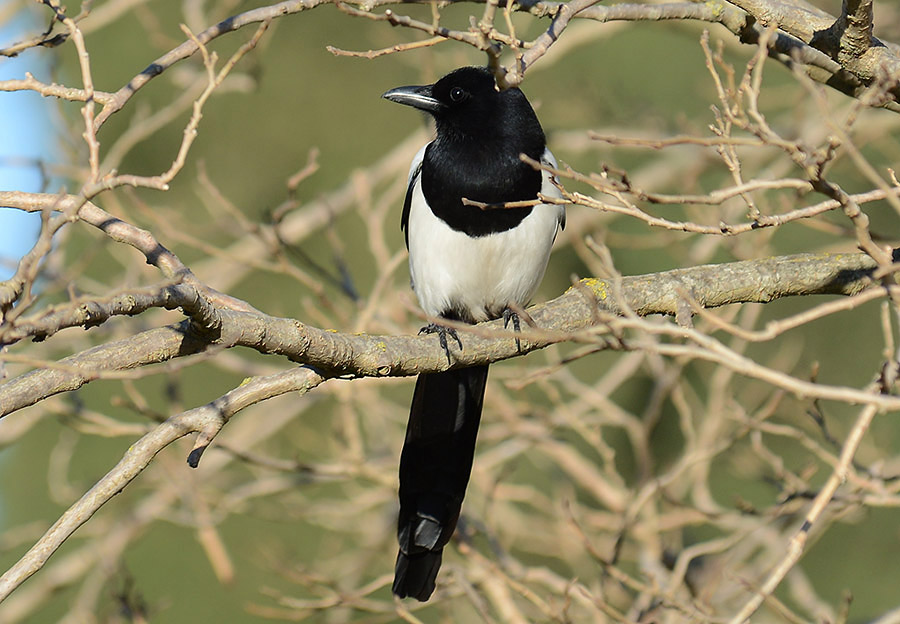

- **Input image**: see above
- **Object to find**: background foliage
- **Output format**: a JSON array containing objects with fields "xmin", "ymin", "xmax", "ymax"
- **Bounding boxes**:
[{"xmin": 2, "ymin": 0, "xmax": 900, "ymax": 622}]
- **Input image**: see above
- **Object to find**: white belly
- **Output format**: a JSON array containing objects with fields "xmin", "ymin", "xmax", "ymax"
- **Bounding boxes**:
[{"xmin": 406, "ymin": 150, "xmax": 564, "ymax": 323}]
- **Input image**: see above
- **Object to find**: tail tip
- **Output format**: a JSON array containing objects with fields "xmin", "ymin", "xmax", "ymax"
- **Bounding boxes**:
[{"xmin": 392, "ymin": 550, "xmax": 442, "ymax": 601}]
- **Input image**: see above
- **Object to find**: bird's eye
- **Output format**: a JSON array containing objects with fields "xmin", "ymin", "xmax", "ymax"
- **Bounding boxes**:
[{"xmin": 449, "ymin": 87, "xmax": 467, "ymax": 102}]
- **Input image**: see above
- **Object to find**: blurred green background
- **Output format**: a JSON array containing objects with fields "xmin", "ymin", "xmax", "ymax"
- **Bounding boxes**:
[{"xmin": 2, "ymin": 0, "xmax": 900, "ymax": 622}]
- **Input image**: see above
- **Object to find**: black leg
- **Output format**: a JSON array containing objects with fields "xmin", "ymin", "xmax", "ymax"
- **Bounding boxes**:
[
  {"xmin": 502, "ymin": 308, "xmax": 522, "ymax": 353},
  {"xmin": 419, "ymin": 323, "xmax": 462, "ymax": 365}
]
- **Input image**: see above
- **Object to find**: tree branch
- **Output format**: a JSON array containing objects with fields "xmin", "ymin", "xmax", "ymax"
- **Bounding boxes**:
[
  {"xmin": 729, "ymin": 0, "xmax": 900, "ymax": 104},
  {"xmin": 0, "ymin": 281, "xmax": 221, "ymax": 346},
  {"xmin": 0, "ymin": 191, "xmax": 258, "ymax": 313},
  {"xmin": 0, "ymin": 366, "xmax": 324, "ymax": 604},
  {"xmin": 6, "ymin": 0, "xmax": 899, "ymax": 117},
  {"xmin": 93, "ymin": 0, "xmax": 324, "ymax": 130},
  {"xmin": 1, "ymin": 252, "xmax": 892, "ymax": 420}
]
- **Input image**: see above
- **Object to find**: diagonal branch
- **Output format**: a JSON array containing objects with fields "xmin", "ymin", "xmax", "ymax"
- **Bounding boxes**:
[
  {"xmin": 728, "ymin": 0, "xmax": 900, "ymax": 103},
  {"xmin": 499, "ymin": 0, "xmax": 604, "ymax": 87},
  {"xmin": 93, "ymin": 0, "xmax": 325, "ymax": 130},
  {"xmin": 0, "ymin": 191, "xmax": 257, "ymax": 313},
  {"xmin": 0, "ymin": 366, "xmax": 324, "ymax": 604},
  {"xmin": 728, "ymin": 400, "xmax": 878, "ymax": 623}
]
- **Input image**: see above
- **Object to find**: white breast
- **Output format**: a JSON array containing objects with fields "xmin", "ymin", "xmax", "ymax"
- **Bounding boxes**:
[{"xmin": 406, "ymin": 147, "xmax": 565, "ymax": 323}]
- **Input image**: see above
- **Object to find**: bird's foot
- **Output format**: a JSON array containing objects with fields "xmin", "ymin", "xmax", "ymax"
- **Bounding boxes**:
[
  {"xmin": 503, "ymin": 307, "xmax": 523, "ymax": 353},
  {"xmin": 419, "ymin": 323, "xmax": 463, "ymax": 365}
]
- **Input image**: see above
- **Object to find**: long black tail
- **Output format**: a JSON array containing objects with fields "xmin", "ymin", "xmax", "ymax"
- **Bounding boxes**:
[{"xmin": 392, "ymin": 364, "xmax": 490, "ymax": 601}]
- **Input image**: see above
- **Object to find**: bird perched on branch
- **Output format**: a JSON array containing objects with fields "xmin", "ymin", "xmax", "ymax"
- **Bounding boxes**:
[{"xmin": 382, "ymin": 66, "xmax": 565, "ymax": 601}]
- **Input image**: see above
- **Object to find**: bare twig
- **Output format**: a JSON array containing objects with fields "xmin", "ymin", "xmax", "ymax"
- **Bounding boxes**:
[
  {"xmin": 92, "ymin": 0, "xmax": 322, "ymax": 130},
  {"xmin": 0, "ymin": 366, "xmax": 324, "ymax": 603},
  {"xmin": 728, "ymin": 402, "xmax": 878, "ymax": 623}
]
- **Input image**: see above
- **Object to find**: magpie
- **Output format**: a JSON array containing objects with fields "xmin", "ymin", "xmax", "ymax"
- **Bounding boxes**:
[{"xmin": 382, "ymin": 66, "xmax": 565, "ymax": 601}]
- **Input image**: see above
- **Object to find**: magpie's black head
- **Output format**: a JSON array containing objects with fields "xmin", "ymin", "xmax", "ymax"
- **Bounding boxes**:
[{"xmin": 382, "ymin": 67, "xmax": 543, "ymax": 145}]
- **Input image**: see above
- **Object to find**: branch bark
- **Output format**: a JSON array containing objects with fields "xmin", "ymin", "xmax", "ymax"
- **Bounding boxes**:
[
  {"xmin": 1, "ymin": 251, "xmax": 890, "ymax": 419},
  {"xmin": 728, "ymin": 0, "xmax": 900, "ymax": 104}
]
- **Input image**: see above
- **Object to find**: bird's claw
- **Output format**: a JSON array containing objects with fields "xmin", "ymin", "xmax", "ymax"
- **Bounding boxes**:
[
  {"xmin": 419, "ymin": 323, "xmax": 462, "ymax": 365},
  {"xmin": 503, "ymin": 308, "xmax": 522, "ymax": 353}
]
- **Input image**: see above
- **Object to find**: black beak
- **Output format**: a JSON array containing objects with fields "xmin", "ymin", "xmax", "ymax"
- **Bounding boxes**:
[{"xmin": 382, "ymin": 84, "xmax": 446, "ymax": 113}]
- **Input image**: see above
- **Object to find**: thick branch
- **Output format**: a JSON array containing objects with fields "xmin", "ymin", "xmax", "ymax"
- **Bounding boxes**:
[
  {"xmin": 839, "ymin": 0, "xmax": 875, "ymax": 56},
  {"xmin": 728, "ymin": 0, "xmax": 900, "ymax": 100},
  {"xmin": 0, "ymin": 324, "xmax": 211, "ymax": 417},
  {"xmin": 0, "ymin": 252, "xmax": 889, "ymax": 419},
  {"xmin": 0, "ymin": 281, "xmax": 221, "ymax": 346}
]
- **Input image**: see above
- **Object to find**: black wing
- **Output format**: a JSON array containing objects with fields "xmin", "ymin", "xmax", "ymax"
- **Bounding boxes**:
[{"xmin": 400, "ymin": 159, "xmax": 422, "ymax": 250}]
